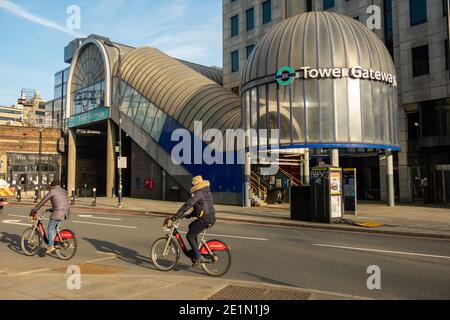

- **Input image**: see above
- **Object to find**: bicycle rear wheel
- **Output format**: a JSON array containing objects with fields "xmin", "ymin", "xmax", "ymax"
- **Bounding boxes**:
[
  {"xmin": 55, "ymin": 237, "xmax": 77, "ymax": 260},
  {"xmin": 150, "ymin": 237, "xmax": 180, "ymax": 271},
  {"xmin": 200, "ymin": 240, "xmax": 232, "ymax": 277},
  {"xmin": 21, "ymin": 228, "xmax": 41, "ymax": 256}
]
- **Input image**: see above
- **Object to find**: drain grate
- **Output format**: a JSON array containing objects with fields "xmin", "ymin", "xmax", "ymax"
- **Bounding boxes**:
[
  {"xmin": 54, "ymin": 263, "xmax": 125, "ymax": 275},
  {"xmin": 208, "ymin": 285, "xmax": 311, "ymax": 300}
]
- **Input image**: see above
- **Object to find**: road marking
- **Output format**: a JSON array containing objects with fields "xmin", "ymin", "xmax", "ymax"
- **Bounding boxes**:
[
  {"xmin": 96, "ymin": 251, "xmax": 118, "ymax": 256},
  {"xmin": 16, "ymin": 268, "xmax": 51, "ymax": 275},
  {"xmin": 8, "ymin": 214, "xmax": 49, "ymax": 221},
  {"xmin": 313, "ymin": 244, "xmax": 450, "ymax": 260},
  {"xmin": 2, "ymin": 219, "xmax": 32, "ymax": 227},
  {"xmin": 179, "ymin": 231, "xmax": 268, "ymax": 241},
  {"xmin": 78, "ymin": 214, "xmax": 122, "ymax": 221},
  {"xmin": 72, "ymin": 220, "xmax": 137, "ymax": 229},
  {"xmin": 86, "ymin": 256, "xmax": 118, "ymax": 263}
]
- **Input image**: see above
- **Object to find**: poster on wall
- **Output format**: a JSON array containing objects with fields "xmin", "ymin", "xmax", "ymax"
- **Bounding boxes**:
[
  {"xmin": 330, "ymin": 171, "xmax": 342, "ymax": 195},
  {"xmin": 331, "ymin": 196, "xmax": 342, "ymax": 218}
]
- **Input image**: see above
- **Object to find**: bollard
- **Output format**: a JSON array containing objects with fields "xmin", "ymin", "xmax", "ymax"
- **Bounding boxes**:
[
  {"xmin": 92, "ymin": 187, "xmax": 97, "ymax": 206},
  {"xmin": 71, "ymin": 189, "xmax": 75, "ymax": 205},
  {"xmin": 16, "ymin": 186, "xmax": 22, "ymax": 203},
  {"xmin": 34, "ymin": 186, "xmax": 39, "ymax": 203}
]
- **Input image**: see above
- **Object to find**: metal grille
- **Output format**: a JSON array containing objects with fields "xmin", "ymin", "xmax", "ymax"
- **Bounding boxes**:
[{"xmin": 208, "ymin": 285, "xmax": 311, "ymax": 300}]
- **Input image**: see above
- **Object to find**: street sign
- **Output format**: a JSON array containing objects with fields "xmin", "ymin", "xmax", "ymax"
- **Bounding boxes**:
[{"xmin": 118, "ymin": 157, "xmax": 127, "ymax": 169}]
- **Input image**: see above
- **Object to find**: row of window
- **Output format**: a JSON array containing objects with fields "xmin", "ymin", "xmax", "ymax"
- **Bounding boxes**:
[
  {"xmin": 230, "ymin": 0, "xmax": 271, "ymax": 38},
  {"xmin": 323, "ymin": 0, "xmax": 445, "ymax": 28},
  {"xmin": 231, "ymin": 44, "xmax": 255, "ymax": 73},
  {"xmin": 411, "ymin": 42, "xmax": 449, "ymax": 77},
  {"xmin": 114, "ymin": 80, "xmax": 167, "ymax": 142}
]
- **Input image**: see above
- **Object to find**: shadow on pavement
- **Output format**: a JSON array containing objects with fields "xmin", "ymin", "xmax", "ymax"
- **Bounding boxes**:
[
  {"xmin": 0, "ymin": 232, "xmax": 23, "ymax": 254},
  {"xmin": 83, "ymin": 237, "xmax": 204, "ymax": 275},
  {"xmin": 0, "ymin": 231, "xmax": 47, "ymax": 257},
  {"xmin": 242, "ymin": 271, "xmax": 302, "ymax": 288},
  {"xmin": 83, "ymin": 237, "xmax": 155, "ymax": 270}
]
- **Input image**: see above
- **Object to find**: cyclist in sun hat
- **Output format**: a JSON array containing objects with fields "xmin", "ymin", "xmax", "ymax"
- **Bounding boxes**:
[{"xmin": 169, "ymin": 175, "xmax": 216, "ymax": 266}]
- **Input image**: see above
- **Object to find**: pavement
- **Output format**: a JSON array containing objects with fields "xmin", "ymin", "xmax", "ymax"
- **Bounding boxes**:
[
  {"xmin": 8, "ymin": 196, "xmax": 450, "ymax": 239},
  {"xmin": 2, "ymin": 203, "xmax": 450, "ymax": 300}
]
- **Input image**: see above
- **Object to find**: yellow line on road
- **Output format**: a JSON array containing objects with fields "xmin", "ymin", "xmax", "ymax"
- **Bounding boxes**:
[
  {"xmin": 86, "ymin": 256, "xmax": 118, "ymax": 263},
  {"xmin": 15, "ymin": 268, "xmax": 51, "ymax": 276},
  {"xmin": 96, "ymin": 251, "xmax": 118, "ymax": 256}
]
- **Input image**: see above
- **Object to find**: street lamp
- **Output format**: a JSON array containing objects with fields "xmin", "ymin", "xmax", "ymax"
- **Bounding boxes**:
[
  {"xmin": 104, "ymin": 39, "xmax": 123, "ymax": 208},
  {"xmin": 38, "ymin": 127, "xmax": 43, "ymax": 200}
]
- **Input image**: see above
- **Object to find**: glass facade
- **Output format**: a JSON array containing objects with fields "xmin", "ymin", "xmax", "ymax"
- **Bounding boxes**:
[
  {"xmin": 115, "ymin": 80, "xmax": 169, "ymax": 142},
  {"xmin": 243, "ymin": 77, "xmax": 398, "ymax": 149},
  {"xmin": 72, "ymin": 80, "xmax": 105, "ymax": 115}
]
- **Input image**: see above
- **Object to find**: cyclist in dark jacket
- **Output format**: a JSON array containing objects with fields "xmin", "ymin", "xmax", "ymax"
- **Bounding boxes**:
[
  {"xmin": 172, "ymin": 175, "xmax": 216, "ymax": 266},
  {"xmin": 30, "ymin": 180, "xmax": 70, "ymax": 254}
]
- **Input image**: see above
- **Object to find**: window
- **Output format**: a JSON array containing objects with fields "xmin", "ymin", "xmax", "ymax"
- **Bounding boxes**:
[
  {"xmin": 307, "ymin": 0, "xmax": 313, "ymax": 11},
  {"xmin": 353, "ymin": 16, "xmax": 359, "ymax": 21},
  {"xmin": 262, "ymin": 0, "xmax": 271, "ymax": 24},
  {"xmin": 445, "ymin": 40, "xmax": 449, "ymax": 70},
  {"xmin": 246, "ymin": 8, "xmax": 254, "ymax": 31},
  {"xmin": 231, "ymin": 50, "xmax": 239, "ymax": 73},
  {"xmin": 231, "ymin": 87, "xmax": 239, "ymax": 95},
  {"xmin": 444, "ymin": 0, "xmax": 448, "ymax": 16},
  {"xmin": 323, "ymin": 0, "xmax": 335, "ymax": 10},
  {"xmin": 231, "ymin": 15, "xmax": 239, "ymax": 37},
  {"xmin": 410, "ymin": 0, "xmax": 427, "ymax": 26},
  {"xmin": 412, "ymin": 45, "xmax": 430, "ymax": 77},
  {"xmin": 246, "ymin": 44, "xmax": 255, "ymax": 58},
  {"xmin": 384, "ymin": 0, "xmax": 394, "ymax": 57}
]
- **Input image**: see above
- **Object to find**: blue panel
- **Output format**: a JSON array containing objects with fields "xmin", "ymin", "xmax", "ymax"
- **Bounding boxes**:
[{"xmin": 158, "ymin": 116, "xmax": 243, "ymax": 193}]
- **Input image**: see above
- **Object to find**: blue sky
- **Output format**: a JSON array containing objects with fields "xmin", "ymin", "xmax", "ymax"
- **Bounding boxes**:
[{"xmin": 0, "ymin": 0, "xmax": 223, "ymax": 106}]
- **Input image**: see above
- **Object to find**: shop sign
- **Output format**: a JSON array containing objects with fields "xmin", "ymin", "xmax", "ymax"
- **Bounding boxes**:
[
  {"xmin": 68, "ymin": 107, "xmax": 110, "ymax": 128},
  {"xmin": 275, "ymin": 65, "xmax": 397, "ymax": 87}
]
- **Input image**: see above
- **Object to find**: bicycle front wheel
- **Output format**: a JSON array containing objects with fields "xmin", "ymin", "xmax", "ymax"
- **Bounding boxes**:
[
  {"xmin": 200, "ymin": 240, "xmax": 232, "ymax": 277},
  {"xmin": 21, "ymin": 228, "xmax": 41, "ymax": 256},
  {"xmin": 150, "ymin": 237, "xmax": 180, "ymax": 271}
]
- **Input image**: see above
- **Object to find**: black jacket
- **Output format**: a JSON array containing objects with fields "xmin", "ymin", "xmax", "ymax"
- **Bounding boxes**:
[{"xmin": 174, "ymin": 186, "xmax": 215, "ymax": 220}]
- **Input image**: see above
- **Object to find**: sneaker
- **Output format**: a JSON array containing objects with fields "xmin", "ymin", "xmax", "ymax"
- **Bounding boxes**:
[
  {"xmin": 192, "ymin": 256, "xmax": 208, "ymax": 267},
  {"xmin": 46, "ymin": 246, "xmax": 56, "ymax": 254}
]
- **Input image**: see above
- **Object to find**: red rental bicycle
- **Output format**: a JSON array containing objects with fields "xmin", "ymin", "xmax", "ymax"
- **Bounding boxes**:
[
  {"xmin": 150, "ymin": 218, "xmax": 231, "ymax": 277},
  {"xmin": 20, "ymin": 208, "xmax": 77, "ymax": 260}
]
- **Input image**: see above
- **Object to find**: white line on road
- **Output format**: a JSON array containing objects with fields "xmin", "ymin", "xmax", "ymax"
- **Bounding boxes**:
[
  {"xmin": 2, "ymin": 220, "xmax": 32, "ymax": 227},
  {"xmin": 179, "ymin": 231, "xmax": 268, "ymax": 241},
  {"xmin": 78, "ymin": 214, "xmax": 123, "ymax": 221},
  {"xmin": 313, "ymin": 244, "xmax": 450, "ymax": 260},
  {"xmin": 72, "ymin": 220, "xmax": 137, "ymax": 229},
  {"xmin": 8, "ymin": 214, "xmax": 48, "ymax": 221}
]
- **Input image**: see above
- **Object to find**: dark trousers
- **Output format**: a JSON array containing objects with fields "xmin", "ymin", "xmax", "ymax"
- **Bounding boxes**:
[{"xmin": 186, "ymin": 216, "xmax": 214, "ymax": 258}]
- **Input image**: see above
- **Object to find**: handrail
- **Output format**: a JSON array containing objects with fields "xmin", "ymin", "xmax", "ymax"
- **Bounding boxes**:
[
  {"xmin": 250, "ymin": 172, "xmax": 267, "ymax": 195},
  {"xmin": 278, "ymin": 167, "xmax": 304, "ymax": 186}
]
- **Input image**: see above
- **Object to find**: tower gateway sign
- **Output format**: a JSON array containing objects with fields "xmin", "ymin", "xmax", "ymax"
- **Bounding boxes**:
[{"xmin": 275, "ymin": 65, "xmax": 397, "ymax": 87}]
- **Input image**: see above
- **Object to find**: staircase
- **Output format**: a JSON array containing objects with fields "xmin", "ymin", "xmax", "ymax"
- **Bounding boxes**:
[{"xmin": 250, "ymin": 172, "xmax": 268, "ymax": 206}]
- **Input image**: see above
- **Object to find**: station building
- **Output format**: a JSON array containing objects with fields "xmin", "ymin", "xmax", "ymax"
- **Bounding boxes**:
[{"xmin": 64, "ymin": 10, "xmax": 401, "ymax": 206}]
